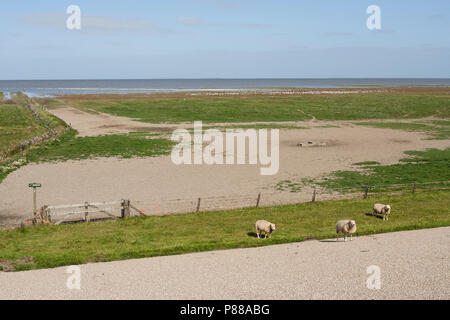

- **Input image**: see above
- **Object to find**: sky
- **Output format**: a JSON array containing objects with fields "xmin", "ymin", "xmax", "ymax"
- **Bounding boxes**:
[{"xmin": 0, "ymin": 0, "xmax": 449, "ymax": 79}]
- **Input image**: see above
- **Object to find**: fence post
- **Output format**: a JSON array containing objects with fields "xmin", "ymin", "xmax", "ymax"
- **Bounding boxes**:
[
  {"xmin": 32, "ymin": 187, "xmax": 37, "ymax": 225},
  {"xmin": 311, "ymin": 188, "xmax": 316, "ymax": 202},
  {"xmin": 121, "ymin": 200, "xmax": 125, "ymax": 218},
  {"xmin": 196, "ymin": 197, "xmax": 201, "ymax": 212},
  {"xmin": 42, "ymin": 205, "xmax": 49, "ymax": 222},
  {"xmin": 363, "ymin": 186, "xmax": 369, "ymax": 199},
  {"xmin": 256, "ymin": 193, "xmax": 261, "ymax": 208},
  {"xmin": 84, "ymin": 202, "xmax": 89, "ymax": 222},
  {"xmin": 125, "ymin": 200, "xmax": 130, "ymax": 218},
  {"xmin": 412, "ymin": 182, "xmax": 416, "ymax": 195},
  {"xmin": 120, "ymin": 199, "xmax": 131, "ymax": 218}
]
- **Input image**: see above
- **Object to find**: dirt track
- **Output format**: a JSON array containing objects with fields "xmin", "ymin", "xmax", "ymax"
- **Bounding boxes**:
[
  {"xmin": 0, "ymin": 105, "xmax": 449, "ymax": 228},
  {"xmin": 47, "ymin": 105, "xmax": 177, "ymax": 137},
  {"xmin": 0, "ymin": 227, "xmax": 448, "ymax": 299}
]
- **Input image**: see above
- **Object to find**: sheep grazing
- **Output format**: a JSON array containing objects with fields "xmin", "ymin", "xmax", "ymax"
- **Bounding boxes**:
[
  {"xmin": 372, "ymin": 203, "xmax": 391, "ymax": 220},
  {"xmin": 255, "ymin": 220, "xmax": 276, "ymax": 239},
  {"xmin": 335, "ymin": 220, "xmax": 357, "ymax": 242}
]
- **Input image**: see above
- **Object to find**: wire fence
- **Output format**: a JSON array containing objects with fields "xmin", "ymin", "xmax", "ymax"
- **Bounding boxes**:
[
  {"xmin": 132, "ymin": 180, "xmax": 450, "ymax": 216},
  {"xmin": 26, "ymin": 180, "xmax": 448, "ymax": 226}
]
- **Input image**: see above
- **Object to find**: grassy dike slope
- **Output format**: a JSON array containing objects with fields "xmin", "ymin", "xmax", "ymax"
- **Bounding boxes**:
[
  {"xmin": 0, "ymin": 191, "xmax": 449, "ymax": 271},
  {"xmin": 0, "ymin": 95, "xmax": 57, "ymax": 156}
]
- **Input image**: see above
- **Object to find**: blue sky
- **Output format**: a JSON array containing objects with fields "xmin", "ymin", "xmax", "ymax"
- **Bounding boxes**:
[{"xmin": 1, "ymin": 0, "xmax": 449, "ymax": 79}]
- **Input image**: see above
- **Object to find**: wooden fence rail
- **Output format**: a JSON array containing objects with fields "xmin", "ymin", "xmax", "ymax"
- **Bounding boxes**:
[{"xmin": 38, "ymin": 199, "xmax": 147, "ymax": 225}]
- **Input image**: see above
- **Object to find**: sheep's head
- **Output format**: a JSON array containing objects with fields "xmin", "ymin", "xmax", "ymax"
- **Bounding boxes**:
[
  {"xmin": 348, "ymin": 220, "xmax": 356, "ymax": 228},
  {"xmin": 270, "ymin": 223, "xmax": 276, "ymax": 231},
  {"xmin": 385, "ymin": 205, "xmax": 391, "ymax": 212}
]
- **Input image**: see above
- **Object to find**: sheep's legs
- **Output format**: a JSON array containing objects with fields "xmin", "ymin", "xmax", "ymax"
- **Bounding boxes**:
[
  {"xmin": 350, "ymin": 234, "xmax": 353, "ymax": 241},
  {"xmin": 344, "ymin": 233, "xmax": 347, "ymax": 242},
  {"xmin": 336, "ymin": 234, "xmax": 339, "ymax": 241}
]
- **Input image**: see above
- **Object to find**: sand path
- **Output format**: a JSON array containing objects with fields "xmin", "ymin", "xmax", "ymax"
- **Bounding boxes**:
[
  {"xmin": 46, "ymin": 105, "xmax": 177, "ymax": 137},
  {"xmin": 0, "ymin": 227, "xmax": 448, "ymax": 299}
]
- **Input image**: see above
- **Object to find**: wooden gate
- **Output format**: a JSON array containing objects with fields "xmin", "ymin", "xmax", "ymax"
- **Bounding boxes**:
[{"xmin": 40, "ymin": 200, "xmax": 132, "ymax": 225}]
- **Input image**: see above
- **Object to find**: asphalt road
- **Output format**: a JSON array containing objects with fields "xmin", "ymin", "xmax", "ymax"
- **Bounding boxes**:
[{"xmin": 0, "ymin": 227, "xmax": 449, "ymax": 299}]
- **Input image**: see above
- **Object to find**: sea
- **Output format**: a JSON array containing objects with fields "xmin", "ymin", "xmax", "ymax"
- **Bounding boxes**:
[{"xmin": 0, "ymin": 79, "xmax": 449, "ymax": 97}]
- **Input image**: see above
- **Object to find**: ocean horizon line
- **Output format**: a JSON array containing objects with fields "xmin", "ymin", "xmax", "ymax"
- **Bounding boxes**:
[
  {"xmin": 1, "ymin": 78, "xmax": 449, "ymax": 96},
  {"xmin": 1, "ymin": 77, "xmax": 450, "ymax": 81}
]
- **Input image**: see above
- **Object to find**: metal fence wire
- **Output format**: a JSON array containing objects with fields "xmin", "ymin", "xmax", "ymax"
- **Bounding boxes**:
[
  {"xmin": 135, "ymin": 180, "xmax": 450, "ymax": 216},
  {"xmin": 38, "ymin": 180, "xmax": 449, "ymax": 224}
]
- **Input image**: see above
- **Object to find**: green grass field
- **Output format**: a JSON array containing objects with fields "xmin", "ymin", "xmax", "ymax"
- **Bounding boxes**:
[
  {"xmin": 26, "ymin": 130, "xmax": 174, "ymax": 162},
  {"xmin": 270, "ymin": 149, "xmax": 450, "ymax": 194},
  {"xmin": 0, "ymin": 191, "xmax": 448, "ymax": 271},
  {"xmin": 68, "ymin": 92, "xmax": 450, "ymax": 123},
  {"xmin": 430, "ymin": 120, "xmax": 450, "ymax": 126},
  {"xmin": 318, "ymin": 148, "xmax": 450, "ymax": 192},
  {"xmin": 2, "ymin": 92, "xmax": 449, "ymax": 186},
  {"xmin": 355, "ymin": 122, "xmax": 450, "ymax": 140}
]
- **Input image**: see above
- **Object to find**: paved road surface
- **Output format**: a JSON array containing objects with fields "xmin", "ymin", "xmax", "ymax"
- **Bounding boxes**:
[{"xmin": 0, "ymin": 227, "xmax": 449, "ymax": 299}]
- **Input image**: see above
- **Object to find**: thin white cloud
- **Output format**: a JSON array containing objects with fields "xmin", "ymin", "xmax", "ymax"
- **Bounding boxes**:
[
  {"xmin": 237, "ymin": 23, "xmax": 272, "ymax": 29},
  {"xmin": 427, "ymin": 14, "xmax": 447, "ymax": 21},
  {"xmin": 177, "ymin": 16, "xmax": 203, "ymax": 27},
  {"xmin": 322, "ymin": 32, "xmax": 353, "ymax": 38},
  {"xmin": 19, "ymin": 12, "xmax": 169, "ymax": 34},
  {"xmin": 371, "ymin": 28, "xmax": 396, "ymax": 35},
  {"xmin": 19, "ymin": 13, "xmax": 65, "ymax": 28},
  {"xmin": 105, "ymin": 41, "xmax": 127, "ymax": 47},
  {"xmin": 209, "ymin": 22, "xmax": 272, "ymax": 29},
  {"xmin": 289, "ymin": 45, "xmax": 308, "ymax": 50},
  {"xmin": 200, "ymin": 0, "xmax": 237, "ymax": 10},
  {"xmin": 84, "ymin": 16, "xmax": 155, "ymax": 32}
]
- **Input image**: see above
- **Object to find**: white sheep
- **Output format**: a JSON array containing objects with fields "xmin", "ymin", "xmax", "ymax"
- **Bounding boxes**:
[
  {"xmin": 372, "ymin": 203, "xmax": 391, "ymax": 220},
  {"xmin": 255, "ymin": 220, "xmax": 276, "ymax": 239},
  {"xmin": 335, "ymin": 220, "xmax": 357, "ymax": 242}
]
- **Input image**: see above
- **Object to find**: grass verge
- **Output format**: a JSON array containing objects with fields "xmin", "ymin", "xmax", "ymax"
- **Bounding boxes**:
[{"xmin": 0, "ymin": 191, "xmax": 448, "ymax": 271}]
